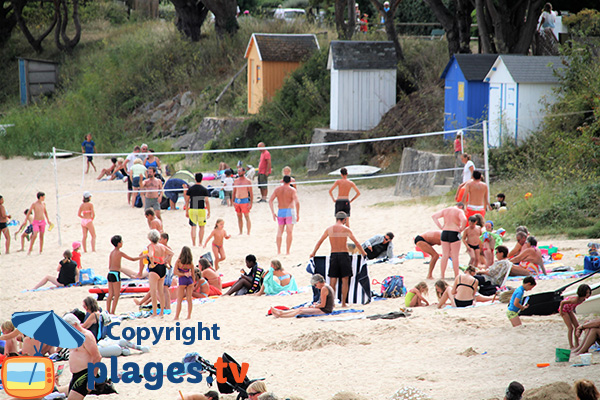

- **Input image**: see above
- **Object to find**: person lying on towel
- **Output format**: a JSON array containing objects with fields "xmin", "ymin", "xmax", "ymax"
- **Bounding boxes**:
[{"xmin": 270, "ymin": 274, "xmax": 333, "ymax": 318}]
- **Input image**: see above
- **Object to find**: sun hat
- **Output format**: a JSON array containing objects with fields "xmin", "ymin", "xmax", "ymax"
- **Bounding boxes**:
[{"xmin": 72, "ymin": 241, "xmax": 82, "ymax": 251}]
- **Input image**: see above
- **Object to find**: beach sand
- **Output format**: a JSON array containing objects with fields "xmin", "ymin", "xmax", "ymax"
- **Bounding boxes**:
[{"xmin": 0, "ymin": 156, "xmax": 598, "ymax": 400}]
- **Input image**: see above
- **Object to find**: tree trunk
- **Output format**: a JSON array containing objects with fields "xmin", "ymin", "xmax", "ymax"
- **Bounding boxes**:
[
  {"xmin": 0, "ymin": 0, "xmax": 16, "ymax": 48},
  {"xmin": 202, "ymin": 0, "xmax": 238, "ymax": 37},
  {"xmin": 54, "ymin": 0, "xmax": 81, "ymax": 53},
  {"xmin": 170, "ymin": 0, "xmax": 208, "ymax": 42},
  {"xmin": 475, "ymin": 0, "xmax": 492, "ymax": 53},
  {"xmin": 370, "ymin": 0, "xmax": 404, "ymax": 60},
  {"xmin": 335, "ymin": 0, "xmax": 355, "ymax": 40},
  {"xmin": 422, "ymin": 0, "xmax": 472, "ymax": 57},
  {"xmin": 12, "ymin": 0, "xmax": 57, "ymax": 53}
]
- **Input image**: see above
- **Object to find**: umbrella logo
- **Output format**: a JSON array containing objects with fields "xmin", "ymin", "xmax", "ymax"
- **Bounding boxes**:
[{"xmin": 1, "ymin": 311, "xmax": 85, "ymax": 399}]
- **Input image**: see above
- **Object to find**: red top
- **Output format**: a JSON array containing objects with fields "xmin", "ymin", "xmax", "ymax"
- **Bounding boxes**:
[
  {"xmin": 258, "ymin": 150, "xmax": 271, "ymax": 175},
  {"xmin": 360, "ymin": 17, "xmax": 368, "ymax": 32},
  {"xmin": 72, "ymin": 251, "xmax": 81, "ymax": 268},
  {"xmin": 454, "ymin": 138, "xmax": 462, "ymax": 153}
]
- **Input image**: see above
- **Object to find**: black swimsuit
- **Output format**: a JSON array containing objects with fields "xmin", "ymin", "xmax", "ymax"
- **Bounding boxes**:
[
  {"xmin": 441, "ymin": 230, "xmax": 460, "ymax": 243},
  {"xmin": 455, "ymin": 276, "xmax": 476, "ymax": 308}
]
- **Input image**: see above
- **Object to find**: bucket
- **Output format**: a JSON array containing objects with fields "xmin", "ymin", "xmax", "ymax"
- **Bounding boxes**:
[
  {"xmin": 580, "ymin": 353, "xmax": 591, "ymax": 366},
  {"xmin": 555, "ymin": 348, "xmax": 571, "ymax": 362},
  {"xmin": 552, "ymin": 253, "xmax": 563, "ymax": 260}
]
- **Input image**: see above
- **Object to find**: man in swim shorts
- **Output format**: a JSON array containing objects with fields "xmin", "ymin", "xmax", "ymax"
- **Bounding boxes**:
[
  {"xmin": 461, "ymin": 170, "xmax": 490, "ymax": 220},
  {"xmin": 329, "ymin": 167, "xmax": 360, "ymax": 227},
  {"xmin": 432, "ymin": 203, "xmax": 467, "ymax": 279},
  {"xmin": 414, "ymin": 230, "xmax": 442, "ymax": 279},
  {"xmin": 0, "ymin": 195, "xmax": 11, "ymax": 254},
  {"xmin": 63, "ymin": 313, "xmax": 102, "ymax": 399},
  {"xmin": 185, "ymin": 173, "xmax": 210, "ymax": 246},
  {"xmin": 233, "ymin": 168, "xmax": 253, "ymax": 235},
  {"xmin": 362, "ymin": 232, "xmax": 394, "ymax": 260},
  {"xmin": 26, "ymin": 192, "xmax": 51, "ymax": 255},
  {"xmin": 310, "ymin": 211, "xmax": 367, "ymax": 307},
  {"xmin": 141, "ymin": 166, "xmax": 163, "ymax": 220},
  {"xmin": 269, "ymin": 176, "xmax": 299, "ymax": 255}
]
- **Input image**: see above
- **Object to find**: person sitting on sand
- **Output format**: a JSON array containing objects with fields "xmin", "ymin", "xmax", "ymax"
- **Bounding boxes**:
[
  {"xmin": 224, "ymin": 254, "xmax": 264, "ymax": 296},
  {"xmin": 192, "ymin": 268, "xmax": 210, "ymax": 299},
  {"xmin": 179, "ymin": 389, "xmax": 220, "ymax": 400},
  {"xmin": 32, "ymin": 249, "xmax": 78, "ymax": 290},
  {"xmin": 362, "ymin": 232, "xmax": 394, "ymax": 260},
  {"xmin": 0, "ymin": 321, "xmax": 21, "ymax": 356},
  {"xmin": 509, "ymin": 236, "xmax": 546, "ymax": 275},
  {"xmin": 405, "ymin": 282, "xmax": 429, "ymax": 307},
  {"xmin": 462, "ymin": 216, "xmax": 482, "ymax": 268},
  {"xmin": 475, "ymin": 245, "xmax": 512, "ymax": 288},
  {"xmin": 574, "ymin": 379, "xmax": 599, "ymax": 400},
  {"xmin": 247, "ymin": 382, "xmax": 268, "ymax": 400},
  {"xmin": 452, "ymin": 266, "xmax": 487, "ymax": 308},
  {"xmin": 199, "ymin": 258, "xmax": 222, "ymax": 296},
  {"xmin": 81, "ymin": 296, "xmax": 102, "ymax": 342},
  {"xmin": 97, "ymin": 158, "xmax": 118, "ymax": 180},
  {"xmin": 573, "ymin": 318, "xmax": 600, "ymax": 355},
  {"xmin": 145, "ymin": 209, "xmax": 163, "ymax": 233},
  {"xmin": 255, "ymin": 259, "xmax": 298, "ymax": 295},
  {"xmin": 508, "ymin": 230, "xmax": 529, "ymax": 258},
  {"xmin": 504, "ymin": 381, "xmax": 524, "ymax": 400},
  {"xmin": 271, "ymin": 274, "xmax": 334, "ymax": 317},
  {"xmin": 414, "ymin": 230, "xmax": 442, "ymax": 279},
  {"xmin": 434, "ymin": 280, "xmax": 455, "ymax": 308}
]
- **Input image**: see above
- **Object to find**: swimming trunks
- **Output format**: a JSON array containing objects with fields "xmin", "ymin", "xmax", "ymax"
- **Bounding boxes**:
[
  {"xmin": 149, "ymin": 263, "xmax": 167, "ymax": 279},
  {"xmin": 0, "ymin": 222, "xmax": 6, "ymax": 230},
  {"xmin": 145, "ymin": 197, "xmax": 160, "ymax": 211},
  {"xmin": 69, "ymin": 369, "xmax": 90, "ymax": 396},
  {"xmin": 506, "ymin": 310, "xmax": 519, "ymax": 320},
  {"xmin": 328, "ymin": 252, "xmax": 353, "ymax": 278},
  {"xmin": 455, "ymin": 299, "xmax": 473, "ymax": 308},
  {"xmin": 468, "ymin": 243, "xmax": 480, "ymax": 250},
  {"xmin": 234, "ymin": 197, "xmax": 250, "ymax": 214},
  {"xmin": 188, "ymin": 208, "xmax": 207, "ymax": 227},
  {"xmin": 32, "ymin": 219, "xmax": 46, "ymax": 233},
  {"xmin": 87, "ymin": 156, "xmax": 93, "ymax": 162},
  {"xmin": 466, "ymin": 204, "xmax": 486, "ymax": 219},
  {"xmin": 334, "ymin": 199, "xmax": 351, "ymax": 216},
  {"xmin": 441, "ymin": 230, "xmax": 460, "ymax": 243},
  {"xmin": 414, "ymin": 235, "xmax": 428, "ymax": 245},
  {"xmin": 277, "ymin": 208, "xmax": 294, "ymax": 225},
  {"xmin": 25, "ymin": 224, "xmax": 33, "ymax": 234},
  {"xmin": 107, "ymin": 271, "xmax": 121, "ymax": 282}
]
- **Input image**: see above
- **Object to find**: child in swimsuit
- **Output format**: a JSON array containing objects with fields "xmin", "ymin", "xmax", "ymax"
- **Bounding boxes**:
[
  {"xmin": 203, "ymin": 218, "xmax": 230, "ymax": 270},
  {"xmin": 192, "ymin": 268, "xmax": 210, "ymax": 299},
  {"xmin": 405, "ymin": 282, "xmax": 429, "ymax": 307},
  {"xmin": 14, "ymin": 208, "xmax": 33, "ymax": 252},
  {"xmin": 107, "ymin": 235, "xmax": 141, "ymax": 315},
  {"xmin": 462, "ymin": 216, "xmax": 482, "ymax": 268},
  {"xmin": 559, "ymin": 284, "xmax": 592, "ymax": 349},
  {"xmin": 174, "ymin": 246, "xmax": 196, "ymax": 320}
]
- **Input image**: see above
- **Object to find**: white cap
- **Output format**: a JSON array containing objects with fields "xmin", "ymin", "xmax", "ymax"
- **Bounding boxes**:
[{"xmin": 83, "ymin": 191, "xmax": 91, "ymax": 199}]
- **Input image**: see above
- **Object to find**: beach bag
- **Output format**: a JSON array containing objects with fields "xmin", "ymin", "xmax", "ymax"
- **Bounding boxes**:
[
  {"xmin": 134, "ymin": 194, "xmax": 143, "ymax": 208},
  {"xmin": 79, "ymin": 268, "xmax": 96, "ymax": 285},
  {"xmin": 381, "ymin": 275, "xmax": 405, "ymax": 298},
  {"xmin": 584, "ymin": 256, "xmax": 600, "ymax": 272}
]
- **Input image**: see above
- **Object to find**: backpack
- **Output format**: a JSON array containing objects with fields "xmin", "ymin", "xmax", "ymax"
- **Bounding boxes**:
[{"xmin": 380, "ymin": 275, "xmax": 406, "ymax": 298}]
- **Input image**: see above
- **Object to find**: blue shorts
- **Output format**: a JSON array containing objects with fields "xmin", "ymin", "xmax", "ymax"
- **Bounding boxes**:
[
  {"xmin": 132, "ymin": 177, "xmax": 140, "ymax": 188},
  {"xmin": 164, "ymin": 267, "xmax": 174, "ymax": 286}
]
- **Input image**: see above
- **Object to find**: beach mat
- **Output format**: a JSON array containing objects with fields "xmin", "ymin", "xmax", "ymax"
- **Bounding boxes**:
[{"xmin": 296, "ymin": 309, "xmax": 363, "ymax": 318}]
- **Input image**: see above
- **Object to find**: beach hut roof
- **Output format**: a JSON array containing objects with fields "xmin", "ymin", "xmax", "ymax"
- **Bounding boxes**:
[
  {"xmin": 486, "ymin": 55, "xmax": 564, "ymax": 83},
  {"xmin": 440, "ymin": 54, "xmax": 498, "ymax": 81},
  {"xmin": 327, "ymin": 41, "xmax": 397, "ymax": 70},
  {"xmin": 244, "ymin": 33, "xmax": 319, "ymax": 62}
]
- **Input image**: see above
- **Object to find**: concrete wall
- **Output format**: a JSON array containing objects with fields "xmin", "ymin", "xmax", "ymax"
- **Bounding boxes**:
[
  {"xmin": 394, "ymin": 147, "xmax": 455, "ymax": 196},
  {"xmin": 306, "ymin": 128, "xmax": 367, "ymax": 176}
]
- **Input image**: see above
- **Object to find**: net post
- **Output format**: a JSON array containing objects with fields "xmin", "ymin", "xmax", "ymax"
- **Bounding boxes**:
[
  {"xmin": 81, "ymin": 153, "xmax": 85, "ymax": 188},
  {"xmin": 483, "ymin": 121, "xmax": 490, "ymax": 204},
  {"xmin": 52, "ymin": 147, "xmax": 62, "ymax": 246}
]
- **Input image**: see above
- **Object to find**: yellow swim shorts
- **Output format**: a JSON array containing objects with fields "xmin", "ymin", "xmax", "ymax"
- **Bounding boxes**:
[
  {"xmin": 188, "ymin": 208, "xmax": 207, "ymax": 227},
  {"xmin": 506, "ymin": 310, "xmax": 519, "ymax": 320}
]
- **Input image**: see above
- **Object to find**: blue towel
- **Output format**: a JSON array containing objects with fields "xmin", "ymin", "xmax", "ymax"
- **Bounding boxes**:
[{"xmin": 296, "ymin": 309, "xmax": 364, "ymax": 318}]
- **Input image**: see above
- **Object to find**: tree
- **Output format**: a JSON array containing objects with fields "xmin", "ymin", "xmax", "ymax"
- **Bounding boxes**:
[
  {"xmin": 12, "ymin": 0, "xmax": 58, "ymax": 53},
  {"xmin": 421, "ymin": 0, "xmax": 473, "ymax": 56},
  {"xmin": 202, "ymin": 0, "xmax": 238, "ymax": 37},
  {"xmin": 0, "ymin": 0, "xmax": 16, "ymax": 48},
  {"xmin": 335, "ymin": 0, "xmax": 355, "ymax": 40},
  {"xmin": 476, "ymin": 0, "xmax": 544, "ymax": 54},
  {"xmin": 170, "ymin": 0, "xmax": 209, "ymax": 41},
  {"xmin": 54, "ymin": 0, "xmax": 81, "ymax": 53},
  {"xmin": 370, "ymin": 0, "xmax": 404, "ymax": 60}
]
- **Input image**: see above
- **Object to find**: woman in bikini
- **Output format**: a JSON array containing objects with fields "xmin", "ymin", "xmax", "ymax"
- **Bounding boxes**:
[
  {"xmin": 192, "ymin": 268, "xmax": 210, "ymax": 299},
  {"xmin": 77, "ymin": 192, "xmax": 96, "ymax": 252},
  {"xmin": 174, "ymin": 246, "xmax": 196, "ymax": 320},
  {"xmin": 147, "ymin": 229, "xmax": 174, "ymax": 317},
  {"xmin": 203, "ymin": 219, "xmax": 231, "ymax": 270},
  {"xmin": 452, "ymin": 266, "xmax": 495, "ymax": 307},
  {"xmin": 255, "ymin": 259, "xmax": 296, "ymax": 295}
]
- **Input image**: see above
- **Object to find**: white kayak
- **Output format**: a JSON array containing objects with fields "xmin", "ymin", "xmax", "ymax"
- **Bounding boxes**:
[
  {"xmin": 576, "ymin": 293, "xmax": 600, "ymax": 315},
  {"xmin": 329, "ymin": 165, "xmax": 381, "ymax": 176}
]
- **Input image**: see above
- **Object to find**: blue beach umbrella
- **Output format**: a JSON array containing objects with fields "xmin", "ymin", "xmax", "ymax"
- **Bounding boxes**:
[{"xmin": 11, "ymin": 310, "xmax": 85, "ymax": 355}]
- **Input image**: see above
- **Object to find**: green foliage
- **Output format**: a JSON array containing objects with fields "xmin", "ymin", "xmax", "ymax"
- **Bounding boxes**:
[
  {"xmin": 564, "ymin": 9, "xmax": 600, "ymax": 37},
  {"xmin": 79, "ymin": 0, "xmax": 129, "ymax": 25}
]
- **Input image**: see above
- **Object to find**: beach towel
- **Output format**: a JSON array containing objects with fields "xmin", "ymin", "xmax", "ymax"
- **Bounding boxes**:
[
  {"xmin": 306, "ymin": 255, "xmax": 371, "ymax": 305},
  {"xmin": 296, "ymin": 309, "xmax": 364, "ymax": 318},
  {"xmin": 262, "ymin": 267, "xmax": 298, "ymax": 295},
  {"xmin": 506, "ymin": 270, "xmax": 586, "ymax": 281}
]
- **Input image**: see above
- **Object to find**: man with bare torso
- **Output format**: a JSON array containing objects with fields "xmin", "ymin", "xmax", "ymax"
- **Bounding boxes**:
[
  {"xmin": 462, "ymin": 170, "xmax": 490, "ymax": 220},
  {"xmin": 26, "ymin": 191, "xmax": 52, "ymax": 255},
  {"xmin": 269, "ymin": 176, "xmax": 299, "ymax": 255},
  {"xmin": 414, "ymin": 230, "xmax": 442, "ymax": 279},
  {"xmin": 233, "ymin": 167, "xmax": 253, "ymax": 235},
  {"xmin": 310, "ymin": 211, "xmax": 367, "ymax": 307},
  {"xmin": 141, "ymin": 166, "xmax": 163, "ymax": 221},
  {"xmin": 0, "ymin": 195, "xmax": 11, "ymax": 254},
  {"xmin": 432, "ymin": 203, "xmax": 467, "ymax": 279},
  {"xmin": 329, "ymin": 168, "xmax": 360, "ymax": 227},
  {"xmin": 62, "ymin": 313, "xmax": 102, "ymax": 400},
  {"xmin": 510, "ymin": 235, "xmax": 547, "ymax": 276}
]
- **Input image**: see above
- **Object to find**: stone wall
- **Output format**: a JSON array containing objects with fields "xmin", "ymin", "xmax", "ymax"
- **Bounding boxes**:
[
  {"xmin": 306, "ymin": 128, "xmax": 367, "ymax": 176},
  {"xmin": 394, "ymin": 148, "xmax": 455, "ymax": 196},
  {"xmin": 174, "ymin": 117, "xmax": 247, "ymax": 153}
]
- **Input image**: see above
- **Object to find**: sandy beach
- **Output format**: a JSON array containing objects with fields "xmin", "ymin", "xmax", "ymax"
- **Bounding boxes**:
[{"xmin": 0, "ymin": 155, "xmax": 598, "ymax": 400}]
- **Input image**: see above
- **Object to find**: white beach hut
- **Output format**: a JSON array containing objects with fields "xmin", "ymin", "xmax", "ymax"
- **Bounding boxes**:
[
  {"xmin": 484, "ymin": 55, "xmax": 563, "ymax": 147},
  {"xmin": 327, "ymin": 41, "xmax": 397, "ymax": 131}
]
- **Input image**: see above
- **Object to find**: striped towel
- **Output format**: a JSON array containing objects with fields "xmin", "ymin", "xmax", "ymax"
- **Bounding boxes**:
[{"xmin": 306, "ymin": 255, "xmax": 371, "ymax": 305}]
